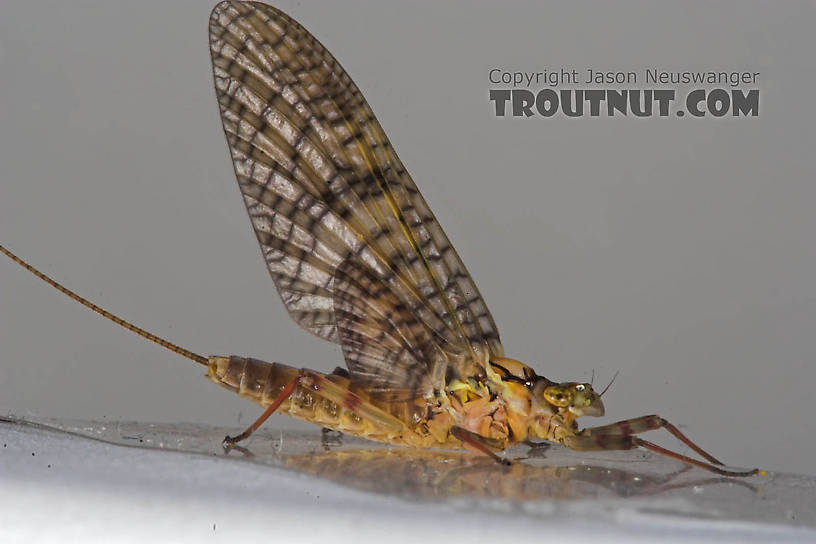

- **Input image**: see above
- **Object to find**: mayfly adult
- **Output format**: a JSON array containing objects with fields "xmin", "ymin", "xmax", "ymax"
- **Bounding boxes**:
[{"xmin": 0, "ymin": 1, "xmax": 761, "ymax": 477}]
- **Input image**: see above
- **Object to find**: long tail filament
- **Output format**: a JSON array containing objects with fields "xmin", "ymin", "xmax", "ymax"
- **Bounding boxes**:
[{"xmin": 0, "ymin": 243, "xmax": 207, "ymax": 366}]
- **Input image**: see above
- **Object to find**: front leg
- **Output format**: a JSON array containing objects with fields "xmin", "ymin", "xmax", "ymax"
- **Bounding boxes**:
[
  {"xmin": 576, "ymin": 414, "xmax": 722, "ymax": 465},
  {"xmin": 563, "ymin": 414, "xmax": 760, "ymax": 477}
]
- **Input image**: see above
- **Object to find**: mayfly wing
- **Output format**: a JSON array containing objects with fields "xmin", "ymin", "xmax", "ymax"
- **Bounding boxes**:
[
  {"xmin": 208, "ymin": 1, "xmax": 503, "ymax": 399},
  {"xmin": 331, "ymin": 257, "xmax": 447, "ymax": 400}
]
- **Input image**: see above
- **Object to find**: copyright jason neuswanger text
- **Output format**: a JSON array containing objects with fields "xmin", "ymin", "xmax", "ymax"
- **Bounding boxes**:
[{"xmin": 488, "ymin": 68, "xmax": 760, "ymax": 118}]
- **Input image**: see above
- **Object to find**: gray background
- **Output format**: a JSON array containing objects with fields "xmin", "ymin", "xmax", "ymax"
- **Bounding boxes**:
[{"xmin": 1, "ymin": 1, "xmax": 814, "ymax": 476}]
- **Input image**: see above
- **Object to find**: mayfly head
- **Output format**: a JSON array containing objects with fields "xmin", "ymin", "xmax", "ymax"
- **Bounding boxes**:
[{"xmin": 534, "ymin": 381, "xmax": 605, "ymax": 417}]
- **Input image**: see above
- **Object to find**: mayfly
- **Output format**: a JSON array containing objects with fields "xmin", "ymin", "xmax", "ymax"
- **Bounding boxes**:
[{"xmin": 0, "ymin": 1, "xmax": 760, "ymax": 477}]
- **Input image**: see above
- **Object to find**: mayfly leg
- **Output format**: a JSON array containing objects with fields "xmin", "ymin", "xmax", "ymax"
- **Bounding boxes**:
[
  {"xmin": 564, "ymin": 414, "xmax": 760, "ymax": 477},
  {"xmin": 451, "ymin": 426, "xmax": 510, "ymax": 466},
  {"xmin": 222, "ymin": 374, "xmax": 301, "ymax": 447},
  {"xmin": 576, "ymin": 414, "xmax": 723, "ymax": 465},
  {"xmin": 632, "ymin": 437, "xmax": 758, "ymax": 478}
]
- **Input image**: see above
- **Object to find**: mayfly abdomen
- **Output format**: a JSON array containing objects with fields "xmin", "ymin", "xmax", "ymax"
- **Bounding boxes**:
[
  {"xmin": 207, "ymin": 356, "xmax": 297, "ymax": 406},
  {"xmin": 206, "ymin": 355, "xmax": 428, "ymax": 444},
  {"xmin": 207, "ymin": 356, "xmax": 374, "ymax": 433}
]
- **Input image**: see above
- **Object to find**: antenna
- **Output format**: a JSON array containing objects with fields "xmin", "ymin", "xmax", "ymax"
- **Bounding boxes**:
[
  {"xmin": 599, "ymin": 370, "xmax": 620, "ymax": 397},
  {"xmin": 0, "ymin": 243, "xmax": 208, "ymax": 366}
]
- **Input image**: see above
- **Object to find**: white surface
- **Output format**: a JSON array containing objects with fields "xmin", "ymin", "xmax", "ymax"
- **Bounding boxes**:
[
  {"xmin": 0, "ymin": 1, "xmax": 815, "ymax": 477},
  {"xmin": 1, "ymin": 418, "xmax": 815, "ymax": 543}
]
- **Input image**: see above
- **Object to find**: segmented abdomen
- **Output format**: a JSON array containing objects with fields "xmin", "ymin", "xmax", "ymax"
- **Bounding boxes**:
[
  {"xmin": 207, "ymin": 356, "xmax": 296, "ymax": 406},
  {"xmin": 205, "ymin": 356, "xmax": 439, "ymax": 445}
]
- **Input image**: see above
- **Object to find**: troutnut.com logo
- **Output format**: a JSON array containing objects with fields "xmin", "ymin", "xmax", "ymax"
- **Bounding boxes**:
[{"xmin": 488, "ymin": 68, "xmax": 760, "ymax": 118}]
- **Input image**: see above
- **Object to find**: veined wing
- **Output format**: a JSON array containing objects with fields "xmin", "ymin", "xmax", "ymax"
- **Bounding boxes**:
[{"xmin": 209, "ymin": 1, "xmax": 503, "ymax": 398}]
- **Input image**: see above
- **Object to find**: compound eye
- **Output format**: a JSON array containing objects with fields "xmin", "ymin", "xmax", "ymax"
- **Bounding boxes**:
[{"xmin": 542, "ymin": 385, "xmax": 574, "ymax": 407}]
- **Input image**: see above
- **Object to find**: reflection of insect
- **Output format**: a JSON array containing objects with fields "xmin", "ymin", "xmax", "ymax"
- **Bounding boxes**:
[{"xmin": 0, "ymin": 1, "xmax": 760, "ymax": 477}]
